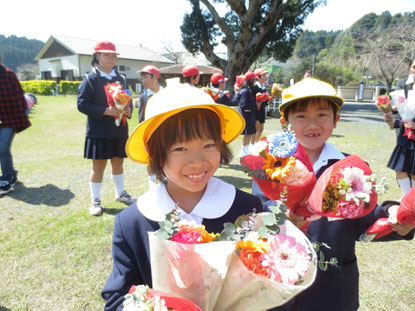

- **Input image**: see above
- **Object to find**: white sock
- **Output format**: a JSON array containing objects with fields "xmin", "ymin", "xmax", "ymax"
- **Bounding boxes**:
[
  {"xmin": 112, "ymin": 174, "xmax": 125, "ymax": 196},
  {"xmin": 397, "ymin": 177, "xmax": 411, "ymax": 195},
  {"xmin": 89, "ymin": 182, "xmax": 101, "ymax": 200}
]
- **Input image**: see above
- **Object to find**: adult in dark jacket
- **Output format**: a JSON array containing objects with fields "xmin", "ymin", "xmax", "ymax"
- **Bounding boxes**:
[
  {"xmin": 0, "ymin": 64, "xmax": 31, "ymax": 194},
  {"xmin": 77, "ymin": 41, "xmax": 136, "ymax": 216},
  {"xmin": 238, "ymin": 71, "xmax": 258, "ymax": 156},
  {"xmin": 385, "ymin": 57, "xmax": 415, "ymax": 196}
]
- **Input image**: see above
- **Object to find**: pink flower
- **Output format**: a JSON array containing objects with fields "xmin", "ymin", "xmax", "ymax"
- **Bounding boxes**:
[
  {"xmin": 260, "ymin": 235, "xmax": 311, "ymax": 285},
  {"xmin": 171, "ymin": 230, "xmax": 202, "ymax": 244},
  {"xmin": 337, "ymin": 200, "xmax": 364, "ymax": 218}
]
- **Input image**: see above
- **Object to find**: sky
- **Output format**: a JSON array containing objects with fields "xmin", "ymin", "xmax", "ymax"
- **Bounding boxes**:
[{"xmin": 1, "ymin": 0, "xmax": 415, "ymax": 53}]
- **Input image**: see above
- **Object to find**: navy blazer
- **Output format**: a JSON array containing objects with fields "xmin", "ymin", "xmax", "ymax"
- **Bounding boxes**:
[
  {"xmin": 238, "ymin": 87, "xmax": 256, "ymax": 112},
  {"xmin": 77, "ymin": 69, "xmax": 131, "ymax": 139},
  {"xmin": 258, "ymin": 159, "xmax": 414, "ymax": 311},
  {"xmin": 215, "ymin": 92, "xmax": 239, "ymax": 106},
  {"xmin": 102, "ymin": 188, "xmax": 262, "ymax": 311}
]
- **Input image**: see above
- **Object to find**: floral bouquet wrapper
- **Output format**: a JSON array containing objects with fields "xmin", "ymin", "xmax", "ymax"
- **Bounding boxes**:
[
  {"xmin": 104, "ymin": 81, "xmax": 131, "ymax": 126},
  {"xmin": 375, "ymin": 95, "xmax": 392, "ymax": 114},
  {"xmin": 390, "ymin": 90, "xmax": 415, "ymax": 139},
  {"xmin": 307, "ymin": 155, "xmax": 381, "ymax": 219},
  {"xmin": 203, "ymin": 87, "xmax": 220, "ymax": 101},
  {"xmin": 255, "ymin": 92, "xmax": 272, "ymax": 110},
  {"xmin": 149, "ymin": 232, "xmax": 235, "ymax": 311},
  {"xmin": 241, "ymin": 133, "xmax": 316, "ymax": 219},
  {"xmin": 213, "ymin": 213, "xmax": 317, "ymax": 311},
  {"xmin": 124, "ymin": 284, "xmax": 202, "ymax": 311},
  {"xmin": 363, "ymin": 185, "xmax": 415, "ymax": 240},
  {"xmin": 271, "ymin": 83, "xmax": 283, "ymax": 98}
]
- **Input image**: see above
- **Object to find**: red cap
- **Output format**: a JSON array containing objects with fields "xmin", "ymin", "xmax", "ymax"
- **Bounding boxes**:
[
  {"xmin": 210, "ymin": 73, "xmax": 228, "ymax": 84},
  {"xmin": 254, "ymin": 68, "xmax": 268, "ymax": 76},
  {"xmin": 244, "ymin": 71, "xmax": 257, "ymax": 82},
  {"xmin": 137, "ymin": 65, "xmax": 160, "ymax": 78},
  {"xmin": 234, "ymin": 75, "xmax": 245, "ymax": 88},
  {"xmin": 94, "ymin": 41, "xmax": 119, "ymax": 54},
  {"xmin": 182, "ymin": 65, "xmax": 201, "ymax": 77}
]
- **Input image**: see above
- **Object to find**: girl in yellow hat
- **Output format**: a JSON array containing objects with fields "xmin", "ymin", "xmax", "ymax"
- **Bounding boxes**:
[{"xmin": 102, "ymin": 84, "xmax": 263, "ymax": 310}]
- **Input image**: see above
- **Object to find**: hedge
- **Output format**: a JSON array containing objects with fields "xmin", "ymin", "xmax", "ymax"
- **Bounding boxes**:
[
  {"xmin": 21, "ymin": 80, "xmax": 57, "ymax": 95},
  {"xmin": 59, "ymin": 81, "xmax": 81, "ymax": 95}
]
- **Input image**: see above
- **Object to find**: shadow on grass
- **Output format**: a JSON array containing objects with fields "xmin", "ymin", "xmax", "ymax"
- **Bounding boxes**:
[
  {"xmin": 0, "ymin": 306, "xmax": 11, "ymax": 311},
  {"xmin": 216, "ymin": 175, "xmax": 253, "ymax": 189},
  {"xmin": 102, "ymin": 207, "xmax": 124, "ymax": 216},
  {"xmin": 3, "ymin": 182, "xmax": 75, "ymax": 206}
]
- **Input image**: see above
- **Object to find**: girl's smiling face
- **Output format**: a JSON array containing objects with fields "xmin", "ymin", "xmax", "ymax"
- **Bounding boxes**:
[
  {"xmin": 163, "ymin": 137, "xmax": 221, "ymax": 198},
  {"xmin": 287, "ymin": 98, "xmax": 339, "ymax": 159}
]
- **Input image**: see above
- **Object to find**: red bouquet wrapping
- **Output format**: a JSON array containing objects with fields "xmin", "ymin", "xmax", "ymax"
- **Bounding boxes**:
[
  {"xmin": 255, "ymin": 92, "xmax": 272, "ymax": 110},
  {"xmin": 307, "ymin": 155, "xmax": 382, "ymax": 220},
  {"xmin": 125, "ymin": 285, "xmax": 202, "ymax": 310},
  {"xmin": 240, "ymin": 133, "xmax": 316, "ymax": 217},
  {"xmin": 364, "ymin": 186, "xmax": 415, "ymax": 239},
  {"xmin": 104, "ymin": 81, "xmax": 131, "ymax": 126},
  {"xmin": 203, "ymin": 87, "xmax": 220, "ymax": 101}
]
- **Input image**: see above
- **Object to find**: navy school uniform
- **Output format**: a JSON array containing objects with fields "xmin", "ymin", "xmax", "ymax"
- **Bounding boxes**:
[
  {"xmin": 77, "ymin": 68, "xmax": 132, "ymax": 159},
  {"xmin": 215, "ymin": 91, "xmax": 239, "ymax": 107},
  {"xmin": 253, "ymin": 81, "xmax": 268, "ymax": 124},
  {"xmin": 387, "ymin": 81, "xmax": 415, "ymax": 175},
  {"xmin": 239, "ymin": 87, "xmax": 257, "ymax": 135},
  {"xmin": 253, "ymin": 143, "xmax": 414, "ymax": 311},
  {"xmin": 102, "ymin": 177, "xmax": 263, "ymax": 310}
]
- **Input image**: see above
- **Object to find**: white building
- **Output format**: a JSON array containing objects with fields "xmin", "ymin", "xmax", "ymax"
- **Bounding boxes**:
[{"xmin": 35, "ymin": 35, "xmax": 174, "ymax": 87}]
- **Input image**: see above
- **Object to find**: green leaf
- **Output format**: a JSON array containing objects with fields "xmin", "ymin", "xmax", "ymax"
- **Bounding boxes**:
[
  {"xmin": 319, "ymin": 251, "xmax": 325, "ymax": 262},
  {"xmin": 258, "ymin": 226, "xmax": 269, "ymax": 239},
  {"xmin": 262, "ymin": 214, "xmax": 277, "ymax": 226},
  {"xmin": 154, "ymin": 229, "xmax": 170, "ymax": 240}
]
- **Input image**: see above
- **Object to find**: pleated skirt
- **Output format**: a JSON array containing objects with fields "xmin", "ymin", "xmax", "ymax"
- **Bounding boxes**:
[{"xmin": 84, "ymin": 137, "xmax": 128, "ymax": 159}]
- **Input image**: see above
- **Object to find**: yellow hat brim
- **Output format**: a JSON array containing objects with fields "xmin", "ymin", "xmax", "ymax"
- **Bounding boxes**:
[
  {"xmin": 126, "ymin": 88, "xmax": 245, "ymax": 164},
  {"xmin": 279, "ymin": 78, "xmax": 344, "ymax": 116}
]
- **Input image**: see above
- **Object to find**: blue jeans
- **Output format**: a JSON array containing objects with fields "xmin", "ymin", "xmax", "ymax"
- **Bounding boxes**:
[{"xmin": 0, "ymin": 128, "xmax": 15, "ymax": 177}]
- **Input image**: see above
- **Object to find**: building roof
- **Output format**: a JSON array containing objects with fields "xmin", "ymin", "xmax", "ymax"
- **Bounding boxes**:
[
  {"xmin": 35, "ymin": 35, "xmax": 174, "ymax": 64},
  {"xmin": 158, "ymin": 64, "xmax": 222, "ymax": 75}
]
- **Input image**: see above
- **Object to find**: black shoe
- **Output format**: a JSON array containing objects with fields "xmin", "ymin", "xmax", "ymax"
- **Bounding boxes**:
[
  {"xmin": 0, "ymin": 180, "xmax": 11, "ymax": 195},
  {"xmin": 0, "ymin": 170, "xmax": 18, "ymax": 186}
]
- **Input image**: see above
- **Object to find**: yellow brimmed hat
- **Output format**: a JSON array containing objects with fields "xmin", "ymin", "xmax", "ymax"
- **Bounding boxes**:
[
  {"xmin": 279, "ymin": 78, "xmax": 344, "ymax": 116},
  {"xmin": 126, "ymin": 84, "xmax": 246, "ymax": 163}
]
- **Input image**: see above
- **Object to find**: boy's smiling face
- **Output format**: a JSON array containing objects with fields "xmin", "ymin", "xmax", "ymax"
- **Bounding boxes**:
[{"xmin": 287, "ymin": 98, "xmax": 339, "ymax": 160}]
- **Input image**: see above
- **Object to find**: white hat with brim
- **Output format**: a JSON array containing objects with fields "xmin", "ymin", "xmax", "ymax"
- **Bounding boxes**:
[{"xmin": 126, "ymin": 84, "xmax": 246, "ymax": 164}]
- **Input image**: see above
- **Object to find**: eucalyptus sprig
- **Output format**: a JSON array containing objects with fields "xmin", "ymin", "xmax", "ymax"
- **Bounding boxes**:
[
  {"xmin": 312, "ymin": 242, "xmax": 338, "ymax": 271},
  {"xmin": 154, "ymin": 207, "xmax": 181, "ymax": 240}
]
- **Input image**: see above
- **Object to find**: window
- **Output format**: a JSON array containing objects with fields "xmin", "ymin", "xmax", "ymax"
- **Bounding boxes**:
[
  {"xmin": 41, "ymin": 71, "xmax": 52, "ymax": 80},
  {"xmin": 119, "ymin": 65, "xmax": 126, "ymax": 71}
]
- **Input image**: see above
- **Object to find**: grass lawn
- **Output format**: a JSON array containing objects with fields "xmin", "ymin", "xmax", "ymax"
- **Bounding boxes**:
[{"xmin": 0, "ymin": 96, "xmax": 414, "ymax": 310}]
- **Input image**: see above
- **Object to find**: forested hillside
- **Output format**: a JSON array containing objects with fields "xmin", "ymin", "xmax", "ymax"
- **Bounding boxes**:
[{"xmin": 0, "ymin": 35, "xmax": 44, "ymax": 71}]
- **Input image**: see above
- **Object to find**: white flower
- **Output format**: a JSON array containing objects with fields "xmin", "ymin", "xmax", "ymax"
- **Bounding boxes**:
[{"xmin": 341, "ymin": 167, "xmax": 372, "ymax": 205}]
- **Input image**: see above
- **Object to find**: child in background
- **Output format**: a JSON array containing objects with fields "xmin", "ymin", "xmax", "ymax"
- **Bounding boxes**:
[
  {"xmin": 238, "ymin": 71, "xmax": 258, "ymax": 156},
  {"xmin": 102, "ymin": 85, "xmax": 262, "ymax": 310},
  {"xmin": 253, "ymin": 78, "xmax": 415, "ymax": 311},
  {"xmin": 253, "ymin": 68, "xmax": 269, "ymax": 143}
]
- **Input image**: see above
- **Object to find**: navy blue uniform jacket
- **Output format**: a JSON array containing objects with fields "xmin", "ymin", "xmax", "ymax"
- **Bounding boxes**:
[
  {"xmin": 258, "ymin": 158, "xmax": 414, "ymax": 311},
  {"xmin": 102, "ymin": 186, "xmax": 262, "ymax": 310},
  {"xmin": 77, "ymin": 69, "xmax": 131, "ymax": 139}
]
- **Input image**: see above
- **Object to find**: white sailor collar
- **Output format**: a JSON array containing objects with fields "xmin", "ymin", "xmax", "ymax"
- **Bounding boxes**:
[
  {"xmin": 136, "ymin": 177, "xmax": 236, "ymax": 222},
  {"xmin": 405, "ymin": 75, "xmax": 415, "ymax": 86},
  {"xmin": 96, "ymin": 68, "xmax": 117, "ymax": 80},
  {"xmin": 313, "ymin": 142, "xmax": 345, "ymax": 175}
]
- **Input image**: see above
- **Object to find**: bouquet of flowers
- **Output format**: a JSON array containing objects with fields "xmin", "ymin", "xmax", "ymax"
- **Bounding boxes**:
[
  {"xmin": 307, "ymin": 155, "xmax": 387, "ymax": 220},
  {"xmin": 240, "ymin": 132, "xmax": 316, "ymax": 218},
  {"xmin": 104, "ymin": 81, "xmax": 131, "ymax": 126},
  {"xmin": 203, "ymin": 87, "xmax": 220, "ymax": 101},
  {"xmin": 124, "ymin": 284, "xmax": 202, "ymax": 311},
  {"xmin": 390, "ymin": 90, "xmax": 415, "ymax": 139},
  {"xmin": 375, "ymin": 95, "xmax": 393, "ymax": 129},
  {"xmin": 149, "ymin": 210, "xmax": 235, "ymax": 311},
  {"xmin": 362, "ymin": 185, "xmax": 415, "ymax": 240},
  {"xmin": 255, "ymin": 92, "xmax": 272, "ymax": 110},
  {"xmin": 271, "ymin": 83, "xmax": 283, "ymax": 98},
  {"xmin": 213, "ymin": 212, "xmax": 317, "ymax": 311}
]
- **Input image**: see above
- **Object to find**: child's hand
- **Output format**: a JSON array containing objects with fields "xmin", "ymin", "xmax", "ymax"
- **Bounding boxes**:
[
  {"xmin": 124, "ymin": 106, "xmax": 132, "ymax": 117},
  {"xmin": 388, "ymin": 205, "xmax": 415, "ymax": 236},
  {"xmin": 285, "ymin": 210, "xmax": 307, "ymax": 228},
  {"xmin": 403, "ymin": 121, "xmax": 415, "ymax": 129},
  {"xmin": 105, "ymin": 106, "xmax": 123, "ymax": 116}
]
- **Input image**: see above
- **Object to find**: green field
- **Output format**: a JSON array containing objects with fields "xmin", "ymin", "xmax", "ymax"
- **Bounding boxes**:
[{"xmin": 0, "ymin": 96, "xmax": 414, "ymax": 310}]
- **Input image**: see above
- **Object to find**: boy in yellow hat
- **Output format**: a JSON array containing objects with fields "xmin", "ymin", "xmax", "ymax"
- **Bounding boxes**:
[
  {"xmin": 102, "ymin": 84, "xmax": 263, "ymax": 310},
  {"xmin": 253, "ymin": 78, "xmax": 415, "ymax": 311}
]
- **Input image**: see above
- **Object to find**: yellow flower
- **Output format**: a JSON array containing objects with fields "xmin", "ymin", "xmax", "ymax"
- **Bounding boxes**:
[
  {"xmin": 236, "ymin": 239, "xmax": 269, "ymax": 254},
  {"xmin": 262, "ymin": 154, "xmax": 296, "ymax": 181}
]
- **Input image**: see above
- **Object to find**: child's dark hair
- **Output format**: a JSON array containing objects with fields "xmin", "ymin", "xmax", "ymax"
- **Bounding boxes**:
[
  {"xmin": 91, "ymin": 52, "xmax": 99, "ymax": 67},
  {"xmin": 240, "ymin": 79, "xmax": 255, "ymax": 90},
  {"xmin": 284, "ymin": 98, "xmax": 338, "ymax": 122},
  {"xmin": 183, "ymin": 76, "xmax": 199, "ymax": 85},
  {"xmin": 147, "ymin": 108, "xmax": 232, "ymax": 181},
  {"xmin": 409, "ymin": 58, "xmax": 415, "ymax": 69}
]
